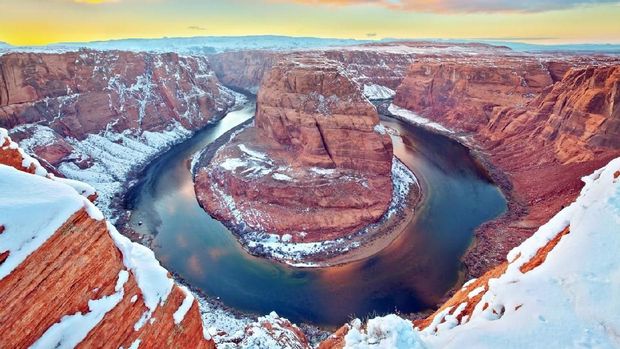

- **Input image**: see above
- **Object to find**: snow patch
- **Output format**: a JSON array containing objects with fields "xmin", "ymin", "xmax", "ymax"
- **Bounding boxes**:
[
  {"xmin": 30, "ymin": 270, "xmax": 129, "ymax": 349},
  {"xmin": 344, "ymin": 314, "xmax": 425, "ymax": 348},
  {"xmin": 173, "ymin": 285, "xmax": 195, "ymax": 325},
  {"xmin": 388, "ymin": 104, "xmax": 454, "ymax": 134},
  {"xmin": 364, "ymin": 84, "xmax": 396, "ymax": 100},
  {"xmin": 0, "ymin": 165, "xmax": 100, "ymax": 279}
]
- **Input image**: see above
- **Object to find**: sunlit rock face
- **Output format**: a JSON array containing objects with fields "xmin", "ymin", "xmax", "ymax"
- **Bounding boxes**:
[{"xmin": 195, "ymin": 54, "xmax": 394, "ymax": 243}]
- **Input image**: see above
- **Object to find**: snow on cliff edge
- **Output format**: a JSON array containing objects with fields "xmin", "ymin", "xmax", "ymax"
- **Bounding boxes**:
[{"xmin": 344, "ymin": 157, "xmax": 620, "ymax": 349}]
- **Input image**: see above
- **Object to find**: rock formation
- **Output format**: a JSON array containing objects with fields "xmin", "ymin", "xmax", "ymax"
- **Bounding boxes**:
[
  {"xmin": 0, "ymin": 50, "xmax": 240, "ymax": 220},
  {"xmin": 0, "ymin": 130, "xmax": 215, "ymax": 349},
  {"xmin": 392, "ymin": 55, "xmax": 620, "ymax": 276},
  {"xmin": 195, "ymin": 54, "xmax": 394, "ymax": 245}
]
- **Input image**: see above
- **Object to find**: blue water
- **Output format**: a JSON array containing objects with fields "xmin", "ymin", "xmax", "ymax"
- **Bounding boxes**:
[{"xmin": 126, "ymin": 101, "xmax": 506, "ymax": 327}]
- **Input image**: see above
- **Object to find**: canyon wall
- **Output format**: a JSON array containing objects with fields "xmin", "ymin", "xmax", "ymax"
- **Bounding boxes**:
[
  {"xmin": 209, "ymin": 42, "xmax": 517, "ymax": 101},
  {"xmin": 195, "ymin": 54, "xmax": 394, "ymax": 245},
  {"xmin": 0, "ymin": 50, "xmax": 237, "ymax": 165},
  {"xmin": 392, "ymin": 56, "xmax": 620, "ymax": 276},
  {"xmin": 0, "ymin": 50, "xmax": 240, "ymax": 220}
]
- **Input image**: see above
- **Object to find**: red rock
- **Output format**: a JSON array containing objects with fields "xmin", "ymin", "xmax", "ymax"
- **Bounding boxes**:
[
  {"xmin": 0, "ymin": 137, "xmax": 215, "ymax": 349},
  {"xmin": 0, "ymin": 50, "xmax": 236, "ymax": 168},
  {"xmin": 195, "ymin": 54, "xmax": 393, "ymax": 240},
  {"xmin": 393, "ymin": 56, "xmax": 620, "ymax": 276}
]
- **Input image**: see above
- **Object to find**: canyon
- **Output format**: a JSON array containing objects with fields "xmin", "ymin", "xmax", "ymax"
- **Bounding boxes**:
[{"xmin": 1, "ymin": 40, "xmax": 619, "ymax": 348}]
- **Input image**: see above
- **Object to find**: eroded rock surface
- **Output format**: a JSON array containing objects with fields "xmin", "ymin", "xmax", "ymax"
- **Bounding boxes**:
[
  {"xmin": 392, "ymin": 55, "xmax": 620, "ymax": 276},
  {"xmin": 195, "ymin": 54, "xmax": 394, "ymax": 244},
  {"xmin": 0, "ymin": 50, "xmax": 240, "ymax": 220}
]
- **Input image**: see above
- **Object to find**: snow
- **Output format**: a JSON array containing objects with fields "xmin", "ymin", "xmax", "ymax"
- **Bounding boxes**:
[
  {"xmin": 107, "ymin": 221, "xmax": 174, "ymax": 325},
  {"xmin": 51, "ymin": 175, "xmax": 97, "ymax": 198},
  {"xmin": 344, "ymin": 315, "xmax": 425, "ymax": 349},
  {"xmin": 128, "ymin": 339, "xmax": 141, "ymax": 349},
  {"xmin": 272, "ymin": 173, "xmax": 293, "ymax": 181},
  {"xmin": 238, "ymin": 144, "xmax": 269, "ymax": 161},
  {"xmin": 55, "ymin": 122, "xmax": 193, "ymax": 221},
  {"xmin": 238, "ymin": 311, "xmax": 308, "ymax": 349},
  {"xmin": 309, "ymin": 167, "xmax": 336, "ymax": 176},
  {"xmin": 467, "ymin": 286, "xmax": 485, "ymax": 299},
  {"xmin": 0, "ymin": 164, "xmax": 101, "ymax": 280},
  {"xmin": 4, "ymin": 35, "xmax": 375, "ymax": 55},
  {"xmin": 346, "ymin": 156, "xmax": 620, "ymax": 349},
  {"xmin": 373, "ymin": 124, "xmax": 388, "ymax": 135},
  {"xmin": 173, "ymin": 285, "xmax": 195, "ymax": 325},
  {"xmin": 30, "ymin": 270, "xmax": 129, "ymax": 349},
  {"xmin": 388, "ymin": 104, "xmax": 454, "ymax": 134},
  {"xmin": 364, "ymin": 84, "xmax": 396, "ymax": 100},
  {"xmin": 195, "ymin": 292, "xmax": 252, "ymax": 345}
]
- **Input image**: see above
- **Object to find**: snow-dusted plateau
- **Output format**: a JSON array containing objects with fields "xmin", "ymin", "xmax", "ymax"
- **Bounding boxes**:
[{"xmin": 1, "ymin": 36, "xmax": 620, "ymax": 348}]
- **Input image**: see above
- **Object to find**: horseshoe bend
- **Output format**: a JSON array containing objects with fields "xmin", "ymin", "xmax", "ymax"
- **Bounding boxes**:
[{"xmin": 1, "ymin": 10, "xmax": 620, "ymax": 349}]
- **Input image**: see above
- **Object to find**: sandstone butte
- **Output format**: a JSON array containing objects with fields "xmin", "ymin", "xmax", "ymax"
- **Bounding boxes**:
[
  {"xmin": 195, "ymin": 54, "xmax": 394, "ymax": 241},
  {"xmin": 0, "ymin": 129, "xmax": 312, "ymax": 349}
]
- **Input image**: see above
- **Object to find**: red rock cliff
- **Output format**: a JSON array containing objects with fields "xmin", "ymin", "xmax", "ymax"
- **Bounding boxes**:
[
  {"xmin": 392, "ymin": 56, "xmax": 620, "ymax": 276},
  {"xmin": 0, "ymin": 50, "xmax": 236, "ymax": 166},
  {"xmin": 0, "ymin": 131, "xmax": 215, "ymax": 349}
]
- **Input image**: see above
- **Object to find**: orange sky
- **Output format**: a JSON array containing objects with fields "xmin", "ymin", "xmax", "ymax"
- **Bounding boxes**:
[{"xmin": 1, "ymin": 0, "xmax": 619, "ymax": 45}]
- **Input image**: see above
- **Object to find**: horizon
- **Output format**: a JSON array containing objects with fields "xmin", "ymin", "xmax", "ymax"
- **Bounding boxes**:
[
  {"xmin": 3, "ymin": 34, "xmax": 620, "ymax": 49},
  {"xmin": 2, "ymin": 0, "xmax": 620, "ymax": 46}
]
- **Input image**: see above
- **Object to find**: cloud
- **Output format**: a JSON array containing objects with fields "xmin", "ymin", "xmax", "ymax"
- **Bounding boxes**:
[
  {"xmin": 366, "ymin": 33, "xmax": 377, "ymax": 37},
  {"xmin": 188, "ymin": 25, "xmax": 207, "ymax": 31},
  {"xmin": 277, "ymin": 0, "xmax": 620, "ymax": 13}
]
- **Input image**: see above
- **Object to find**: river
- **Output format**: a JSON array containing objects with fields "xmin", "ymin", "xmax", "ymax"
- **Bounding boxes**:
[{"xmin": 125, "ymin": 98, "xmax": 506, "ymax": 328}]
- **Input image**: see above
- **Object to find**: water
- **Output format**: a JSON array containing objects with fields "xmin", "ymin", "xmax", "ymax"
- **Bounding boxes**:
[{"xmin": 126, "ymin": 100, "xmax": 506, "ymax": 328}]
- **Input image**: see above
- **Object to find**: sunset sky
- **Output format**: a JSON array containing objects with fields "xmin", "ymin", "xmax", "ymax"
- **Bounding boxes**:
[{"xmin": 1, "ymin": 0, "xmax": 620, "ymax": 46}]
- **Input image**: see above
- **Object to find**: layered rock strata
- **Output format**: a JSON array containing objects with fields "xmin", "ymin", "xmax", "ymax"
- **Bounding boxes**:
[
  {"xmin": 392, "ymin": 58, "xmax": 620, "ymax": 276},
  {"xmin": 0, "ymin": 50, "xmax": 239, "ymax": 220},
  {"xmin": 195, "ymin": 54, "xmax": 394, "ymax": 247}
]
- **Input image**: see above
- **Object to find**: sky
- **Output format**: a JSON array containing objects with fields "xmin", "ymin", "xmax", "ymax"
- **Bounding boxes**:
[{"xmin": 1, "ymin": 0, "xmax": 620, "ymax": 46}]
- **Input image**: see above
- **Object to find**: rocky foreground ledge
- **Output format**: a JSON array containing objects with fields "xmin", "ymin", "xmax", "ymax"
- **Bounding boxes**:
[{"xmin": 193, "ymin": 54, "xmax": 420, "ymax": 266}]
